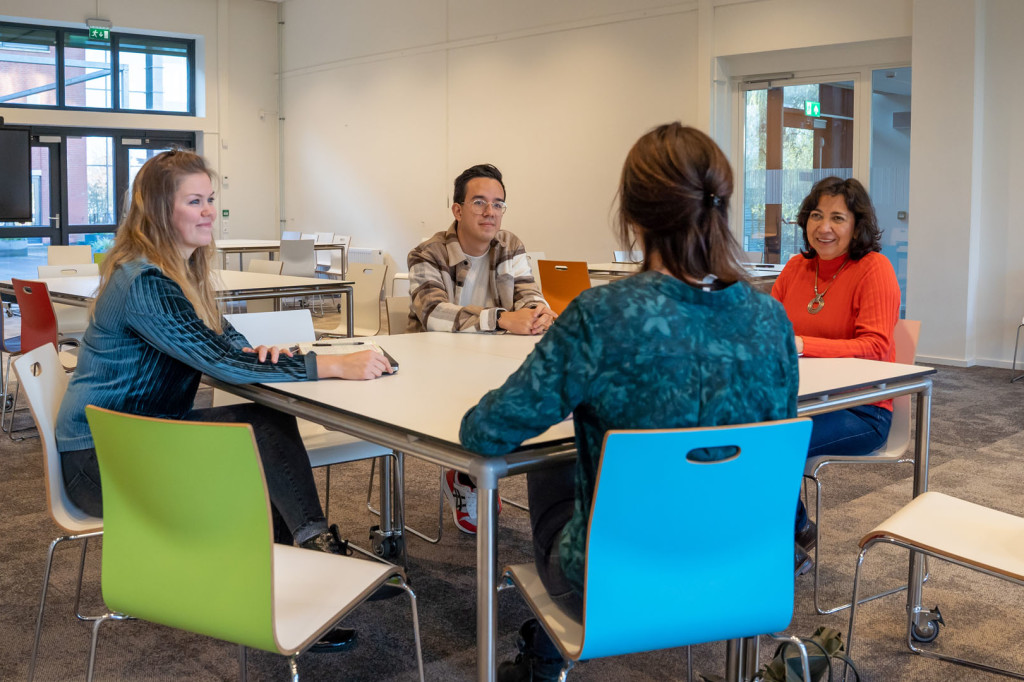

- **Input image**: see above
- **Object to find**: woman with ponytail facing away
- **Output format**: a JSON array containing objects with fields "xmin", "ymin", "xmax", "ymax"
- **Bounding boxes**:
[{"xmin": 460, "ymin": 123, "xmax": 799, "ymax": 680}]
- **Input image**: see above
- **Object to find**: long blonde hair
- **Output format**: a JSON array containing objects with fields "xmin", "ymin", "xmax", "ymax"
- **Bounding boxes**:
[{"xmin": 96, "ymin": 150, "xmax": 222, "ymax": 332}]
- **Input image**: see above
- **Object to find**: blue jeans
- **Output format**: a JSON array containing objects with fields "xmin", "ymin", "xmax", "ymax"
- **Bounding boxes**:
[
  {"xmin": 795, "ymin": 404, "xmax": 893, "ymax": 532},
  {"xmin": 60, "ymin": 403, "xmax": 328, "ymax": 545}
]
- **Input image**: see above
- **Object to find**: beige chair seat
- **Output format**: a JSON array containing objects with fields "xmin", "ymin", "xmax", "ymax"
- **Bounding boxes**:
[
  {"xmin": 860, "ymin": 491, "xmax": 1024, "ymax": 580},
  {"xmin": 848, "ymin": 490, "xmax": 1024, "ymax": 679}
]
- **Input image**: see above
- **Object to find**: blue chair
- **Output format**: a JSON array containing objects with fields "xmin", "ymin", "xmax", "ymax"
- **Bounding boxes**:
[{"xmin": 502, "ymin": 419, "xmax": 812, "ymax": 680}]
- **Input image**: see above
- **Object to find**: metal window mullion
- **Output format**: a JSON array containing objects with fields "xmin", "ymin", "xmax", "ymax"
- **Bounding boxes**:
[
  {"xmin": 110, "ymin": 33, "xmax": 120, "ymax": 111},
  {"xmin": 55, "ymin": 28, "xmax": 66, "ymax": 107}
]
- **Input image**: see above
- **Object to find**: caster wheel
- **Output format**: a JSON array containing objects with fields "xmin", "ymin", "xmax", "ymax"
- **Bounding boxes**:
[
  {"xmin": 911, "ymin": 620, "xmax": 941, "ymax": 643},
  {"xmin": 369, "ymin": 526, "xmax": 403, "ymax": 560},
  {"xmin": 4, "ymin": 394, "xmax": 13, "ymax": 411}
]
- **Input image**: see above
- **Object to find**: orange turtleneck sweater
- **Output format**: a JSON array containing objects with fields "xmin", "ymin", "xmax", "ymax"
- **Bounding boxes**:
[{"xmin": 771, "ymin": 251, "xmax": 901, "ymax": 409}]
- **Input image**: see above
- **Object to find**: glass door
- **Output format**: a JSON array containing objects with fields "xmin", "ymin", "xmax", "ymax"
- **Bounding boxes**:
[
  {"xmin": 0, "ymin": 140, "xmax": 61, "ymax": 280},
  {"xmin": 742, "ymin": 78, "xmax": 855, "ymax": 264}
]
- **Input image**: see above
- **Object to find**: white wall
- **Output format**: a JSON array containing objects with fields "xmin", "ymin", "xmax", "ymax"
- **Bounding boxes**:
[
  {"xmin": 975, "ymin": 0, "xmax": 1024, "ymax": 367},
  {"xmin": 0, "ymin": 0, "xmax": 280, "ymax": 243},
  {"xmin": 279, "ymin": 0, "xmax": 699, "ymax": 266}
]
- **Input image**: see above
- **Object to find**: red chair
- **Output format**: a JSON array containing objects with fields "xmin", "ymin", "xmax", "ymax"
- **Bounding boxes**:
[
  {"xmin": 0, "ymin": 302, "xmax": 23, "ymax": 432},
  {"xmin": 7, "ymin": 279, "xmax": 79, "ymax": 439}
]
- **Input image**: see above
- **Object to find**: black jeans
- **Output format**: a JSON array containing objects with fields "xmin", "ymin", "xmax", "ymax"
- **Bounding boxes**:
[
  {"xmin": 526, "ymin": 461, "xmax": 583, "ymax": 621},
  {"xmin": 61, "ymin": 403, "xmax": 328, "ymax": 545}
]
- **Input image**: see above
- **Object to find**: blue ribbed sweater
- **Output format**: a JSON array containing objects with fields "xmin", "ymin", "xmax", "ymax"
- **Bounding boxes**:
[{"xmin": 56, "ymin": 259, "xmax": 317, "ymax": 452}]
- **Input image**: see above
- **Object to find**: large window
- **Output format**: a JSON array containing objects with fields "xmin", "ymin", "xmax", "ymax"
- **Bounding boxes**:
[
  {"xmin": 738, "ymin": 67, "xmax": 911, "ymax": 315},
  {"xmin": 0, "ymin": 21, "xmax": 194, "ymax": 115},
  {"xmin": 742, "ymin": 78, "xmax": 854, "ymax": 264}
]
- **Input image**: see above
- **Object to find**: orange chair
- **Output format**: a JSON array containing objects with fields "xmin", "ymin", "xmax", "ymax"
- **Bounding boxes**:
[
  {"xmin": 537, "ymin": 260, "xmax": 591, "ymax": 315},
  {"xmin": 7, "ymin": 279, "xmax": 79, "ymax": 439}
]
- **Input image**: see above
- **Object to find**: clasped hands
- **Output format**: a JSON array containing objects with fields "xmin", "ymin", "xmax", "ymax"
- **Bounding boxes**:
[{"xmin": 497, "ymin": 305, "xmax": 558, "ymax": 335}]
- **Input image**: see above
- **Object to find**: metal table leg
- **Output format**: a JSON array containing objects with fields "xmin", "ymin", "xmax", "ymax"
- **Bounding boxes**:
[
  {"xmin": 907, "ymin": 384, "xmax": 936, "ymax": 635},
  {"xmin": 477, "ymin": 480, "xmax": 499, "ymax": 682}
]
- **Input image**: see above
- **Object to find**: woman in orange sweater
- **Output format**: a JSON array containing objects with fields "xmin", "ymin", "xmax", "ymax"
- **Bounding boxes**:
[{"xmin": 771, "ymin": 176, "xmax": 900, "ymax": 571}]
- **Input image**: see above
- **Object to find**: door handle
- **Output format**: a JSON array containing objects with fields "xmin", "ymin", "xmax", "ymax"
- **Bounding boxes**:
[{"xmin": 49, "ymin": 213, "xmax": 60, "ymax": 228}]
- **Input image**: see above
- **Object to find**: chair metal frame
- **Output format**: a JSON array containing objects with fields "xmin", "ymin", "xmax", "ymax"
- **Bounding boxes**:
[
  {"xmin": 1011, "ymin": 316, "xmax": 1024, "ymax": 383},
  {"xmin": 803, "ymin": 318, "xmax": 923, "ymax": 614},
  {"xmin": 14, "ymin": 346, "xmax": 107, "ymax": 682},
  {"xmin": 846, "ymin": 491, "xmax": 1024, "ymax": 680},
  {"xmin": 503, "ymin": 419, "xmax": 813, "ymax": 681}
]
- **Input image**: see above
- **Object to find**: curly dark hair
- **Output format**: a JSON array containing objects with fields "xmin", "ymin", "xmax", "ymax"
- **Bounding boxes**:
[{"xmin": 797, "ymin": 176, "xmax": 882, "ymax": 261}]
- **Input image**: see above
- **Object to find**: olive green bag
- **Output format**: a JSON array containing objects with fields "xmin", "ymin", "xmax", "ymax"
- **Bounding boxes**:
[{"xmin": 759, "ymin": 626, "xmax": 861, "ymax": 682}]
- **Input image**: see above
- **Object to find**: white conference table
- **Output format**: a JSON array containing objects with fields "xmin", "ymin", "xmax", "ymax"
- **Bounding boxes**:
[
  {"xmin": 0, "ymin": 270, "xmax": 356, "ymax": 337},
  {"xmin": 205, "ymin": 332, "xmax": 937, "ymax": 682},
  {"xmin": 587, "ymin": 261, "xmax": 782, "ymax": 292},
  {"xmin": 216, "ymin": 238, "xmax": 347, "ymax": 272}
]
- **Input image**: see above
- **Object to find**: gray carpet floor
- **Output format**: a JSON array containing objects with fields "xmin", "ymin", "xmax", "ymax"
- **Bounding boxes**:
[{"xmin": 3, "ymin": 338, "xmax": 1024, "ymax": 681}]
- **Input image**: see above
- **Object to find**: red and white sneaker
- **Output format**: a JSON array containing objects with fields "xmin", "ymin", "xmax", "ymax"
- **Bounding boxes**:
[{"xmin": 442, "ymin": 470, "xmax": 500, "ymax": 535}]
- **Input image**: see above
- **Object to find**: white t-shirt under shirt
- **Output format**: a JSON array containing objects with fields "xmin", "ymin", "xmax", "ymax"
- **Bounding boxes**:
[{"xmin": 459, "ymin": 252, "xmax": 497, "ymax": 308}]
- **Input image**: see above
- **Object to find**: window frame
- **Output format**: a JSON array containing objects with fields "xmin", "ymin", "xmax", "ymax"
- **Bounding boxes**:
[{"xmin": 0, "ymin": 20, "xmax": 196, "ymax": 116}]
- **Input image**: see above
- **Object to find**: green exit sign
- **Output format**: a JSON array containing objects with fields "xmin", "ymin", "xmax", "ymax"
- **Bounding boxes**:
[
  {"xmin": 804, "ymin": 100, "xmax": 821, "ymax": 117},
  {"xmin": 88, "ymin": 27, "xmax": 110, "ymax": 40}
]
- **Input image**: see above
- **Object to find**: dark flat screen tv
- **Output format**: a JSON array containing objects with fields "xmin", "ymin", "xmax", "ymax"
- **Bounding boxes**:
[{"xmin": 0, "ymin": 126, "xmax": 32, "ymax": 221}]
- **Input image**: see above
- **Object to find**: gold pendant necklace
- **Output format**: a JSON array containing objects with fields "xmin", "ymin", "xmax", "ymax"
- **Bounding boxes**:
[{"xmin": 807, "ymin": 258, "xmax": 848, "ymax": 314}]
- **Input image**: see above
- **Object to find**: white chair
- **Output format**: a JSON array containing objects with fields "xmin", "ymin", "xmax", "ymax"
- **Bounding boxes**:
[
  {"xmin": 803, "ymin": 318, "xmax": 922, "ymax": 614},
  {"xmin": 386, "ymin": 295, "xmax": 411, "ymax": 335},
  {"xmin": 313, "ymin": 232, "xmax": 336, "ymax": 276},
  {"xmin": 281, "ymin": 230, "xmax": 300, "ymax": 240},
  {"xmin": 279, "ymin": 239, "xmax": 320, "ymax": 314},
  {"xmin": 242, "ymin": 259, "xmax": 283, "ymax": 314},
  {"xmin": 279, "ymin": 239, "xmax": 316, "ymax": 278},
  {"xmin": 502, "ymin": 420, "xmax": 812, "ymax": 680},
  {"xmin": 14, "ymin": 346, "xmax": 106, "ymax": 682},
  {"xmin": 612, "ymin": 249, "xmax": 643, "ymax": 263},
  {"xmin": 36, "ymin": 263, "xmax": 99, "ymax": 339},
  {"xmin": 847, "ymin": 491, "xmax": 1024, "ymax": 679},
  {"xmin": 47, "ymin": 245, "xmax": 92, "ymax": 266},
  {"xmin": 317, "ymin": 263, "xmax": 388, "ymax": 337},
  {"xmin": 220, "ymin": 310, "xmax": 403, "ymax": 558},
  {"xmin": 325, "ymin": 235, "xmax": 351, "ymax": 280}
]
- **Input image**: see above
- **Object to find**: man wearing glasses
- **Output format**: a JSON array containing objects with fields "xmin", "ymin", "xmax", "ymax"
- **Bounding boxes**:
[
  {"xmin": 407, "ymin": 163, "xmax": 555, "ymax": 335},
  {"xmin": 408, "ymin": 163, "xmax": 556, "ymax": 534}
]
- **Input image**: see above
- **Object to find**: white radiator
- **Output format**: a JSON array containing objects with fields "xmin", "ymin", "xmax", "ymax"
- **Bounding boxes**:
[{"xmin": 348, "ymin": 247, "xmax": 384, "ymax": 264}]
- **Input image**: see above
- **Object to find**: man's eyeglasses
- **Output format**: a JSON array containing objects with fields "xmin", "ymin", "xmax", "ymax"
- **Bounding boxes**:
[{"xmin": 463, "ymin": 199, "xmax": 508, "ymax": 215}]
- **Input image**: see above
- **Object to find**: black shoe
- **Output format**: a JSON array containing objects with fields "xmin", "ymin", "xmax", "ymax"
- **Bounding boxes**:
[
  {"xmin": 795, "ymin": 543, "xmax": 814, "ymax": 577},
  {"xmin": 299, "ymin": 524, "xmax": 352, "ymax": 556},
  {"xmin": 498, "ymin": 620, "xmax": 565, "ymax": 682},
  {"xmin": 796, "ymin": 519, "xmax": 818, "ymax": 552},
  {"xmin": 309, "ymin": 626, "xmax": 357, "ymax": 654}
]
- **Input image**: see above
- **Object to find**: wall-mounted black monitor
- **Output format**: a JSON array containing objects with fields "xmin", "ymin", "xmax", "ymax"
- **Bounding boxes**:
[{"xmin": 0, "ymin": 126, "xmax": 32, "ymax": 221}]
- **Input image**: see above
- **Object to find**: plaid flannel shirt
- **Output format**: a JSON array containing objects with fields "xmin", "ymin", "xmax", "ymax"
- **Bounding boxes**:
[{"xmin": 407, "ymin": 223, "xmax": 547, "ymax": 333}]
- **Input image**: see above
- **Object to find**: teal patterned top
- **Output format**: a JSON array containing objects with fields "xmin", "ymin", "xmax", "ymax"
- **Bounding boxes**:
[{"xmin": 460, "ymin": 271, "xmax": 799, "ymax": 593}]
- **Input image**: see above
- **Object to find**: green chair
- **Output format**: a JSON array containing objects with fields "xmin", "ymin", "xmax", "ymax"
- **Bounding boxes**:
[{"xmin": 84, "ymin": 406, "xmax": 425, "ymax": 681}]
